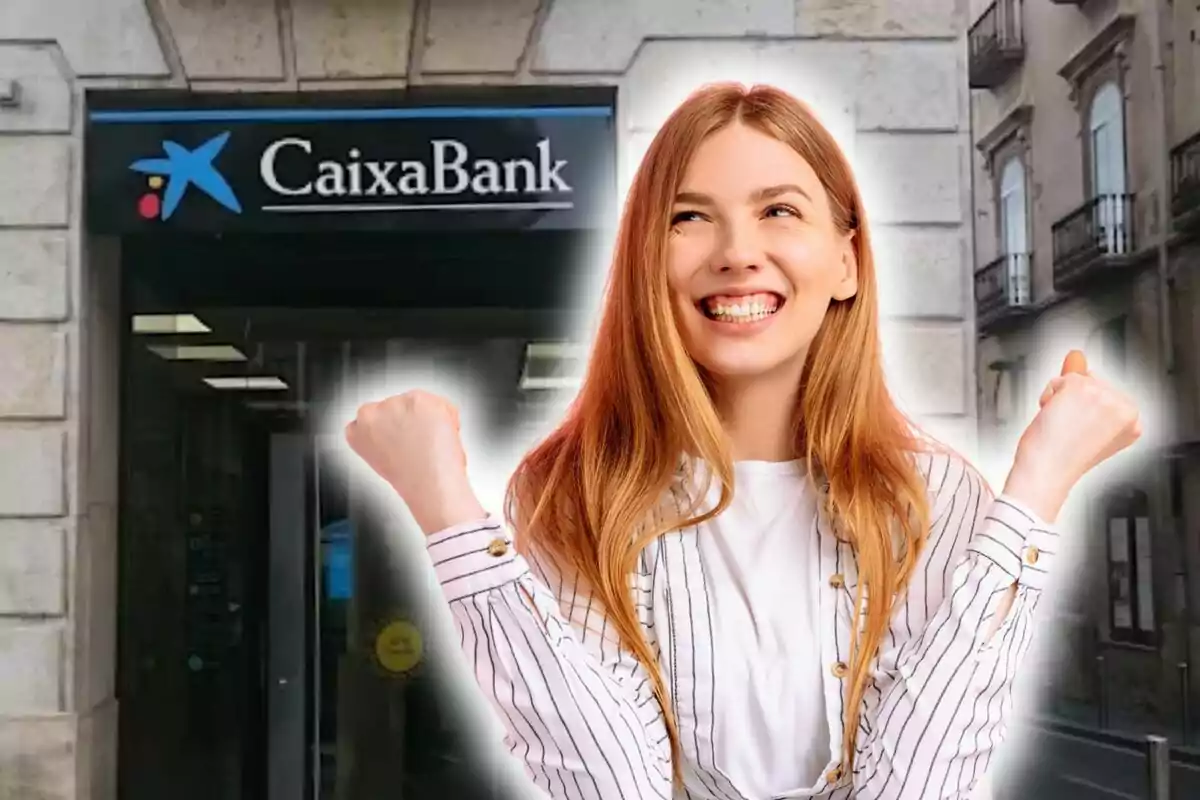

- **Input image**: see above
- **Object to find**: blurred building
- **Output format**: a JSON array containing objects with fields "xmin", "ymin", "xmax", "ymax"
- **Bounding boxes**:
[
  {"xmin": 968, "ymin": 0, "xmax": 1200, "ymax": 733},
  {"xmin": 0, "ymin": 1, "xmax": 980, "ymax": 799}
]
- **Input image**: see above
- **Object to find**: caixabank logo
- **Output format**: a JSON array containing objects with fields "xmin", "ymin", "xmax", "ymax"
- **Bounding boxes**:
[
  {"xmin": 88, "ymin": 103, "xmax": 616, "ymax": 233},
  {"xmin": 129, "ymin": 131, "xmax": 243, "ymax": 221}
]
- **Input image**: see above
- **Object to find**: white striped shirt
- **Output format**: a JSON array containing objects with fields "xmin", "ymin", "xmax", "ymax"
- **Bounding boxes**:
[{"xmin": 426, "ymin": 450, "xmax": 1059, "ymax": 799}]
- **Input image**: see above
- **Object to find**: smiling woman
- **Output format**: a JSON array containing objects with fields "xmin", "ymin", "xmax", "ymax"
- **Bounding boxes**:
[
  {"xmin": 346, "ymin": 82, "xmax": 1141, "ymax": 800},
  {"xmin": 668, "ymin": 127, "xmax": 859, "ymax": 386}
]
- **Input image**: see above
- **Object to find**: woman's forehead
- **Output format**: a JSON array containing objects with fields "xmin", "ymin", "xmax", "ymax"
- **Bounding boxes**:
[{"xmin": 677, "ymin": 124, "xmax": 823, "ymax": 201}]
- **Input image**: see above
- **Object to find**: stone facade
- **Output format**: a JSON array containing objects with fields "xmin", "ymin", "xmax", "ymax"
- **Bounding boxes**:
[
  {"xmin": 969, "ymin": 0, "xmax": 1200, "ymax": 730},
  {"xmin": 0, "ymin": 0, "xmax": 975, "ymax": 796}
]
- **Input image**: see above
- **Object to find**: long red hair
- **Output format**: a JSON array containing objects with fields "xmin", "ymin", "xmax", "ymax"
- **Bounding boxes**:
[{"xmin": 505, "ymin": 83, "xmax": 936, "ymax": 783}]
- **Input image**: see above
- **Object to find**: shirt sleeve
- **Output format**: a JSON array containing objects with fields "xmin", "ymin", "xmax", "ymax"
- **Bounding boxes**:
[
  {"xmin": 426, "ymin": 515, "xmax": 673, "ymax": 800},
  {"xmin": 849, "ymin": 462, "xmax": 1060, "ymax": 799}
]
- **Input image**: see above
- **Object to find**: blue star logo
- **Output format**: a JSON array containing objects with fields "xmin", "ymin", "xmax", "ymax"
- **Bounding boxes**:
[{"xmin": 130, "ymin": 131, "xmax": 242, "ymax": 220}]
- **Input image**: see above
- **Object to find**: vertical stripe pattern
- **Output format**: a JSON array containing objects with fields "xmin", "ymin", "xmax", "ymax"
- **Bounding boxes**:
[{"xmin": 424, "ymin": 450, "xmax": 1061, "ymax": 798}]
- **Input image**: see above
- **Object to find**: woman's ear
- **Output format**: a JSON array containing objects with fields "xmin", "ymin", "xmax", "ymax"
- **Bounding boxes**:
[{"xmin": 832, "ymin": 231, "xmax": 858, "ymax": 302}]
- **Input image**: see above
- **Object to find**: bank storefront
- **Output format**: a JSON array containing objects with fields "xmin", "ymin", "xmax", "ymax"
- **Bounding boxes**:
[{"xmin": 84, "ymin": 87, "xmax": 615, "ymax": 800}]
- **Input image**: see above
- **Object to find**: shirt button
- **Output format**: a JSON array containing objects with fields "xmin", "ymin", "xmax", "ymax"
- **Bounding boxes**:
[
  {"xmin": 826, "ymin": 764, "xmax": 843, "ymax": 783},
  {"xmin": 831, "ymin": 661, "xmax": 849, "ymax": 678},
  {"xmin": 828, "ymin": 573, "xmax": 845, "ymax": 588},
  {"xmin": 487, "ymin": 538, "xmax": 509, "ymax": 557},
  {"xmin": 1025, "ymin": 546, "xmax": 1040, "ymax": 565}
]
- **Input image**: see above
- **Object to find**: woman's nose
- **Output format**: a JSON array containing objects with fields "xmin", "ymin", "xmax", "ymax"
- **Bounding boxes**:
[{"xmin": 712, "ymin": 223, "xmax": 763, "ymax": 273}]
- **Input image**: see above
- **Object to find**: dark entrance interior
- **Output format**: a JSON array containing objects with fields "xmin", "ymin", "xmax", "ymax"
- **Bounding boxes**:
[{"xmin": 114, "ymin": 231, "xmax": 592, "ymax": 800}]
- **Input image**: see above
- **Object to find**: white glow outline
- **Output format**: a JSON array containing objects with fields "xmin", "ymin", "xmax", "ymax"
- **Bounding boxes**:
[{"xmin": 318, "ymin": 56, "xmax": 1174, "ymax": 794}]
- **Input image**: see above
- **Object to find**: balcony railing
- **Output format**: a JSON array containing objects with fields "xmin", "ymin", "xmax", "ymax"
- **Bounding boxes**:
[
  {"xmin": 1051, "ymin": 193, "xmax": 1137, "ymax": 291},
  {"xmin": 1170, "ymin": 130, "xmax": 1200, "ymax": 231},
  {"xmin": 975, "ymin": 252, "xmax": 1033, "ymax": 331},
  {"xmin": 968, "ymin": 0, "xmax": 1025, "ymax": 89}
]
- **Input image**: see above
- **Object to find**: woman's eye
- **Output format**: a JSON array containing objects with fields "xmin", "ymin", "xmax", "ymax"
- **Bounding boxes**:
[
  {"xmin": 764, "ymin": 204, "xmax": 800, "ymax": 219},
  {"xmin": 670, "ymin": 210, "xmax": 704, "ymax": 225}
]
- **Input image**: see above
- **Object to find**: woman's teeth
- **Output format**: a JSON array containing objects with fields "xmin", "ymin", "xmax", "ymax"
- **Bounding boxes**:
[{"xmin": 702, "ymin": 293, "xmax": 781, "ymax": 322}]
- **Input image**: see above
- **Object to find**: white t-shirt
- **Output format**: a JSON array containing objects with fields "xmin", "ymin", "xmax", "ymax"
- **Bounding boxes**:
[{"xmin": 692, "ymin": 458, "xmax": 830, "ymax": 796}]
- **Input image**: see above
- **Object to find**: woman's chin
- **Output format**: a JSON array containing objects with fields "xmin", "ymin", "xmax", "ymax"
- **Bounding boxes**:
[{"xmin": 695, "ymin": 352, "xmax": 800, "ymax": 383}]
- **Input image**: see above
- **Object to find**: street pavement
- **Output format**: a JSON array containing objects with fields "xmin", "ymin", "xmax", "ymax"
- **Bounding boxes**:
[{"xmin": 991, "ymin": 722, "xmax": 1200, "ymax": 799}]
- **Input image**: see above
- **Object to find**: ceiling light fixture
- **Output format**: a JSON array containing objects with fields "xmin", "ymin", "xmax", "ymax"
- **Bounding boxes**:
[
  {"xmin": 519, "ymin": 340, "xmax": 586, "ymax": 392},
  {"xmin": 204, "ymin": 376, "xmax": 289, "ymax": 391},
  {"xmin": 518, "ymin": 375, "xmax": 584, "ymax": 391},
  {"xmin": 524, "ymin": 341, "xmax": 588, "ymax": 360},
  {"xmin": 147, "ymin": 344, "xmax": 247, "ymax": 362},
  {"xmin": 131, "ymin": 314, "xmax": 211, "ymax": 334}
]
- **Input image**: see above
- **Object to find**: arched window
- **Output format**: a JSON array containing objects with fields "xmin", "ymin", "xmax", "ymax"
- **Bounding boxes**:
[
  {"xmin": 998, "ymin": 155, "xmax": 1030, "ymax": 304},
  {"xmin": 1088, "ymin": 81, "xmax": 1130, "ymax": 254}
]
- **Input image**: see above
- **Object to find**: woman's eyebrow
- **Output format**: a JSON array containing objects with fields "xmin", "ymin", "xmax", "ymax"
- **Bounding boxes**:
[
  {"xmin": 672, "ymin": 184, "xmax": 812, "ymax": 206},
  {"xmin": 673, "ymin": 191, "xmax": 713, "ymax": 206},
  {"xmin": 750, "ymin": 183, "xmax": 811, "ymax": 203}
]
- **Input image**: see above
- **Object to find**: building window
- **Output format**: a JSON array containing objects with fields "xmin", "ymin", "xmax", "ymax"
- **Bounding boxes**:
[
  {"xmin": 974, "ymin": 103, "xmax": 1033, "ymax": 327},
  {"xmin": 1105, "ymin": 489, "xmax": 1156, "ymax": 646},
  {"xmin": 998, "ymin": 155, "xmax": 1031, "ymax": 305},
  {"xmin": 1088, "ymin": 80, "xmax": 1131, "ymax": 255}
]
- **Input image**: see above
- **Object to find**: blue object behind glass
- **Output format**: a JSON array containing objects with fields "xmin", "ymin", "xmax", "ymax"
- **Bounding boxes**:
[{"xmin": 322, "ymin": 518, "xmax": 354, "ymax": 600}]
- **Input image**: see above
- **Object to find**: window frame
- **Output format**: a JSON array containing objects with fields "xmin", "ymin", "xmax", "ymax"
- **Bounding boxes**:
[
  {"xmin": 1086, "ymin": 79, "xmax": 1128, "ymax": 200},
  {"xmin": 1058, "ymin": 15, "xmax": 1134, "ymax": 202},
  {"xmin": 1103, "ymin": 487, "xmax": 1158, "ymax": 647},
  {"xmin": 998, "ymin": 154, "xmax": 1029, "ymax": 256}
]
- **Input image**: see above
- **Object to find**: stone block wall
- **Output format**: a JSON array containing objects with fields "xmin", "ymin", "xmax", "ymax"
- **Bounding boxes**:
[{"xmin": 0, "ymin": 0, "xmax": 974, "ymax": 797}]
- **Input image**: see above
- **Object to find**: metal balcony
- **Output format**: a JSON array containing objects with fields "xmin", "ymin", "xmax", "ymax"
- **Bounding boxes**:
[
  {"xmin": 1170, "ymin": 130, "xmax": 1200, "ymax": 233},
  {"xmin": 968, "ymin": 0, "xmax": 1025, "ymax": 89},
  {"xmin": 1051, "ymin": 194, "xmax": 1137, "ymax": 292},
  {"xmin": 975, "ymin": 252, "xmax": 1034, "ymax": 333}
]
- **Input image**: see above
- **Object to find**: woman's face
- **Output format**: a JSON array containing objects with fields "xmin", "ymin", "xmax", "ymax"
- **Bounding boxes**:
[{"xmin": 666, "ymin": 121, "xmax": 858, "ymax": 386}]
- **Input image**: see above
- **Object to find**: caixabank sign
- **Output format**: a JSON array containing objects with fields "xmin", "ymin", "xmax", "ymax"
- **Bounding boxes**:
[{"xmin": 85, "ymin": 89, "xmax": 616, "ymax": 234}]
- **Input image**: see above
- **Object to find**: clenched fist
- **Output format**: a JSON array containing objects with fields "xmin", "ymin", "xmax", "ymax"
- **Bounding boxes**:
[
  {"xmin": 1023, "ymin": 369, "xmax": 1140, "ymax": 475},
  {"xmin": 1004, "ymin": 352, "xmax": 1141, "ymax": 523},
  {"xmin": 345, "ymin": 390, "xmax": 487, "ymax": 535}
]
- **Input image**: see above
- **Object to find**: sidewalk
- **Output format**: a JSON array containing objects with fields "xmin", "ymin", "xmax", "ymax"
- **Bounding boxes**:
[{"xmin": 1026, "ymin": 697, "xmax": 1197, "ymax": 752}]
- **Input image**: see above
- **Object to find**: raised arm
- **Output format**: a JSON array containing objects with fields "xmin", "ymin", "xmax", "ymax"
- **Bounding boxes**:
[
  {"xmin": 851, "ymin": 354, "xmax": 1140, "ymax": 799},
  {"xmin": 345, "ymin": 391, "xmax": 671, "ymax": 799},
  {"xmin": 849, "ymin": 461, "xmax": 1058, "ymax": 799}
]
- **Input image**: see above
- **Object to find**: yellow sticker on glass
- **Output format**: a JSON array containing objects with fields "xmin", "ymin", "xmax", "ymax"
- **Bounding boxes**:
[{"xmin": 374, "ymin": 620, "xmax": 423, "ymax": 674}]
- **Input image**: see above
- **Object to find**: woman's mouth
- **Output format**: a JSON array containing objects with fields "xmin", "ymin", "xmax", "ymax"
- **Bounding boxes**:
[{"xmin": 699, "ymin": 292, "xmax": 784, "ymax": 323}]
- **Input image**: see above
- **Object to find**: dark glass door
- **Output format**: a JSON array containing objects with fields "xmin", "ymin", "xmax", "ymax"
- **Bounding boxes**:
[
  {"xmin": 116, "ymin": 274, "xmax": 566, "ymax": 800},
  {"xmin": 265, "ymin": 363, "xmax": 521, "ymax": 800}
]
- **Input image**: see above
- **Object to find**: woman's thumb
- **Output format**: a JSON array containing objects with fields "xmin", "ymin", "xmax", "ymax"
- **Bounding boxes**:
[{"xmin": 1062, "ymin": 349, "xmax": 1088, "ymax": 376}]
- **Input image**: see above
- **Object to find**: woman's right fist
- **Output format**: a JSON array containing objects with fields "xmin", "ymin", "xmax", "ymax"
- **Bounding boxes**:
[{"xmin": 344, "ymin": 390, "xmax": 485, "ymax": 534}]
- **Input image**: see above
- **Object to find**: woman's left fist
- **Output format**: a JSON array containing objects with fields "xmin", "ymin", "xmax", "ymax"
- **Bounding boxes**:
[{"xmin": 1016, "ymin": 364, "xmax": 1141, "ymax": 491}]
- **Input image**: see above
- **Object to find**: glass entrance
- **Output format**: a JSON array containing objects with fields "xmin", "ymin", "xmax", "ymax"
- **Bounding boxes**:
[
  {"xmin": 267, "ymin": 427, "xmax": 485, "ymax": 800},
  {"xmin": 267, "ymin": 421, "xmax": 516, "ymax": 800},
  {"xmin": 115, "ymin": 235, "xmax": 581, "ymax": 800}
]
